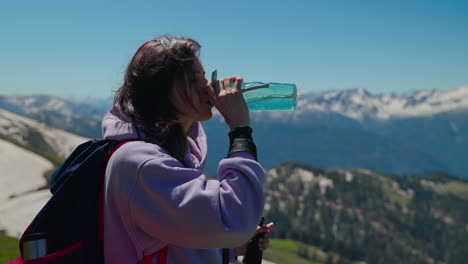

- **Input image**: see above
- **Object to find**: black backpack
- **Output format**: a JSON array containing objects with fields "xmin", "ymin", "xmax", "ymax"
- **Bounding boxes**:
[
  {"xmin": 7, "ymin": 138, "xmax": 256, "ymax": 264},
  {"xmin": 8, "ymin": 139, "xmax": 143, "ymax": 264}
]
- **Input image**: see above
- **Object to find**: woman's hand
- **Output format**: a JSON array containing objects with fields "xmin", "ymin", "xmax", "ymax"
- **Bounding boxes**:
[
  {"xmin": 234, "ymin": 222, "xmax": 274, "ymax": 256},
  {"xmin": 210, "ymin": 77, "xmax": 250, "ymax": 130}
]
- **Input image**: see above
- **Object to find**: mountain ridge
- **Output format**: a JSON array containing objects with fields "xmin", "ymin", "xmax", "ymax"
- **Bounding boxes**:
[{"xmin": 0, "ymin": 108, "xmax": 88, "ymax": 159}]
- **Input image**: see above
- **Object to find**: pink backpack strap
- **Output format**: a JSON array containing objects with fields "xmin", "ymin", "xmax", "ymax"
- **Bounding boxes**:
[
  {"xmin": 99, "ymin": 140, "xmax": 135, "ymax": 242},
  {"xmin": 139, "ymin": 245, "xmax": 169, "ymax": 264},
  {"xmin": 7, "ymin": 256, "xmax": 22, "ymax": 264}
]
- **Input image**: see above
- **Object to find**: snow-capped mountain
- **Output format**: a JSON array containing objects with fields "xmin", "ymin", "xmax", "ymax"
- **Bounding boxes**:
[
  {"xmin": 296, "ymin": 86, "xmax": 468, "ymax": 120},
  {"xmin": 0, "ymin": 94, "xmax": 110, "ymax": 121},
  {"xmin": 207, "ymin": 86, "xmax": 468, "ymax": 179},
  {"xmin": 204, "ymin": 86, "xmax": 468, "ymax": 125}
]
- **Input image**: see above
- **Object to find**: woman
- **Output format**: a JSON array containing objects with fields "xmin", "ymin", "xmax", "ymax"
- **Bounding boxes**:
[{"xmin": 102, "ymin": 35, "xmax": 273, "ymax": 263}]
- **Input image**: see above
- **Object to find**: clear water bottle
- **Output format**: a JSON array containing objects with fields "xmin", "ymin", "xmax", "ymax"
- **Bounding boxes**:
[{"xmin": 211, "ymin": 69, "xmax": 297, "ymax": 111}]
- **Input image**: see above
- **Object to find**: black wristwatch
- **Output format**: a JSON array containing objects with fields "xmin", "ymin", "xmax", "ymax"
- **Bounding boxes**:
[{"xmin": 227, "ymin": 126, "xmax": 258, "ymax": 161}]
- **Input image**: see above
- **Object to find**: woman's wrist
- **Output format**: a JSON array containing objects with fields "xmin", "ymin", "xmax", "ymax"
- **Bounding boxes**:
[{"xmin": 228, "ymin": 120, "xmax": 251, "ymax": 130}]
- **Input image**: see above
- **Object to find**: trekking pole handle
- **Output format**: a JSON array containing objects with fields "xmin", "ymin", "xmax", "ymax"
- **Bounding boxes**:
[{"xmin": 242, "ymin": 217, "xmax": 265, "ymax": 264}]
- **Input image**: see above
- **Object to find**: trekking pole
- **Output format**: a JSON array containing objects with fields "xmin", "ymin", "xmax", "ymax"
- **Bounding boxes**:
[{"xmin": 243, "ymin": 217, "xmax": 265, "ymax": 264}]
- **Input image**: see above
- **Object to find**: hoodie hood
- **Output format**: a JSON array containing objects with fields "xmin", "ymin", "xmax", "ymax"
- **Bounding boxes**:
[{"xmin": 102, "ymin": 107, "xmax": 208, "ymax": 169}]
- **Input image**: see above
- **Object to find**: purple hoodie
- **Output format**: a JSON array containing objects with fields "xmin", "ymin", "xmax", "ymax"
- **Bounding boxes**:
[{"xmin": 102, "ymin": 108, "xmax": 265, "ymax": 264}]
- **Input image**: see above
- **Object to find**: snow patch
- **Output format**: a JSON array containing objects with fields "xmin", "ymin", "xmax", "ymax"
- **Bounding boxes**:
[
  {"xmin": 0, "ymin": 139, "xmax": 53, "ymax": 237},
  {"xmin": 294, "ymin": 168, "xmax": 315, "ymax": 182},
  {"xmin": 345, "ymin": 171, "xmax": 353, "ymax": 182},
  {"xmin": 317, "ymin": 176, "xmax": 333, "ymax": 195},
  {"xmin": 290, "ymin": 168, "xmax": 334, "ymax": 195},
  {"xmin": 0, "ymin": 190, "xmax": 51, "ymax": 238}
]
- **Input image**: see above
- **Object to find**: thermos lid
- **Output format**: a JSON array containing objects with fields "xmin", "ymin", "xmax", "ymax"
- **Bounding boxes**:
[{"xmin": 23, "ymin": 233, "xmax": 47, "ymax": 242}]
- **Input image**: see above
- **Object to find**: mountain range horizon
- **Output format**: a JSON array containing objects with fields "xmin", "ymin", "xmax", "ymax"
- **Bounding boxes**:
[
  {"xmin": 3, "ymin": 84, "xmax": 468, "ymax": 119},
  {"xmin": 1, "ymin": 85, "xmax": 467, "ymax": 179}
]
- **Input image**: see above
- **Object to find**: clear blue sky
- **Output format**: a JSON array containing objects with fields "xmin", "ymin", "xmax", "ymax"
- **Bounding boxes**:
[{"xmin": 1, "ymin": 0, "xmax": 467, "ymax": 97}]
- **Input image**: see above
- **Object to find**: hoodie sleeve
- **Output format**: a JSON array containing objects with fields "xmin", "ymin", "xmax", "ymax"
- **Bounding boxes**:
[{"xmin": 123, "ymin": 146, "xmax": 265, "ymax": 249}]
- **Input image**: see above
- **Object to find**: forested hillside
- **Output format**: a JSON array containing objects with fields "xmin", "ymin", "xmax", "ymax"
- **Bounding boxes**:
[{"xmin": 264, "ymin": 162, "xmax": 468, "ymax": 264}]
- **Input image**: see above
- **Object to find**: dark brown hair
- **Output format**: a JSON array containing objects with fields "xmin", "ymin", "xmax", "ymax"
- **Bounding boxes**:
[{"xmin": 114, "ymin": 35, "xmax": 201, "ymax": 163}]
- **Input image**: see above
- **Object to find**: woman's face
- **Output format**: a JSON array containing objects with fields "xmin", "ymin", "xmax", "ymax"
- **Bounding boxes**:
[{"xmin": 171, "ymin": 58, "xmax": 214, "ymax": 124}]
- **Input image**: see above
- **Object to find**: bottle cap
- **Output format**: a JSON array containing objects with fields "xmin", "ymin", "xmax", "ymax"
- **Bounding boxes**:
[{"xmin": 211, "ymin": 69, "xmax": 217, "ymax": 89}]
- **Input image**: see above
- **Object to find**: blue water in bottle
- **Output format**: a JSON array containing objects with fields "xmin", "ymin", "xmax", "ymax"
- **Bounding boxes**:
[
  {"xmin": 240, "ymin": 82, "xmax": 297, "ymax": 111},
  {"xmin": 212, "ymin": 69, "xmax": 297, "ymax": 111}
]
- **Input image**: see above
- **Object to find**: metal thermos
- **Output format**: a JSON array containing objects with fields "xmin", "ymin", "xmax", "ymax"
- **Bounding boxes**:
[{"xmin": 23, "ymin": 233, "xmax": 47, "ymax": 261}]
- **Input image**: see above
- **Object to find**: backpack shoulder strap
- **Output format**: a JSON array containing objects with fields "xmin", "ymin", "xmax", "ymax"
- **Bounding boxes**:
[
  {"xmin": 50, "ymin": 139, "xmax": 108, "ymax": 194},
  {"xmin": 99, "ymin": 140, "xmax": 168, "ymax": 263},
  {"xmin": 99, "ymin": 140, "xmax": 168, "ymax": 264},
  {"xmin": 99, "ymin": 140, "xmax": 135, "ymax": 242}
]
